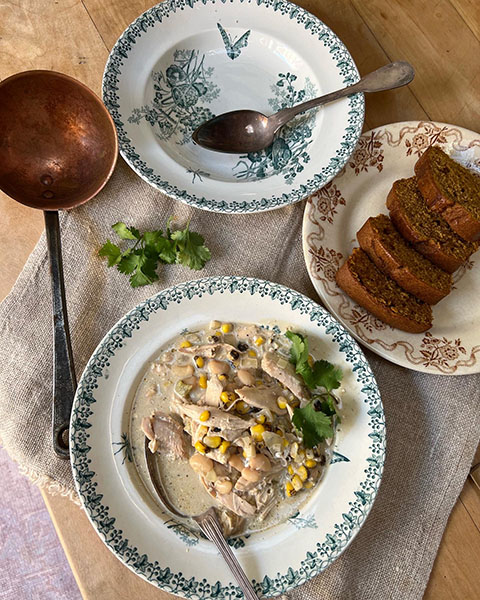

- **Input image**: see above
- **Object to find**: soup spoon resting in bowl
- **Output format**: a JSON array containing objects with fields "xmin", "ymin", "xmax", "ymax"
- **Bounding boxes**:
[
  {"xmin": 193, "ymin": 61, "xmax": 414, "ymax": 154},
  {"xmin": 144, "ymin": 438, "xmax": 259, "ymax": 600}
]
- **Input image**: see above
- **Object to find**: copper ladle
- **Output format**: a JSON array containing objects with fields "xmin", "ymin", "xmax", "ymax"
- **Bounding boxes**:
[{"xmin": 0, "ymin": 71, "xmax": 118, "ymax": 458}]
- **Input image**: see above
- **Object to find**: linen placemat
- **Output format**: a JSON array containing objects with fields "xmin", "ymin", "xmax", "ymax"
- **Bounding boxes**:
[{"xmin": 0, "ymin": 159, "xmax": 479, "ymax": 600}]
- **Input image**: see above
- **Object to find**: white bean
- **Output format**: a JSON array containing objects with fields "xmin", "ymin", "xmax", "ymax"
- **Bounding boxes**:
[
  {"xmin": 208, "ymin": 360, "xmax": 229, "ymax": 375},
  {"xmin": 228, "ymin": 453, "xmax": 244, "ymax": 471},
  {"xmin": 249, "ymin": 454, "xmax": 271, "ymax": 472},
  {"xmin": 241, "ymin": 467, "xmax": 261, "ymax": 482},
  {"xmin": 237, "ymin": 369, "xmax": 256, "ymax": 386},
  {"xmin": 189, "ymin": 453, "xmax": 213, "ymax": 474},
  {"xmin": 215, "ymin": 478, "xmax": 233, "ymax": 494}
]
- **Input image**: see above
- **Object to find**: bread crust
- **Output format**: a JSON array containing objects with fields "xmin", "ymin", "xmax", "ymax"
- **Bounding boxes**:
[
  {"xmin": 357, "ymin": 216, "xmax": 451, "ymax": 305},
  {"xmin": 415, "ymin": 147, "xmax": 480, "ymax": 242},
  {"xmin": 335, "ymin": 254, "xmax": 432, "ymax": 333},
  {"xmin": 387, "ymin": 181, "xmax": 464, "ymax": 273}
]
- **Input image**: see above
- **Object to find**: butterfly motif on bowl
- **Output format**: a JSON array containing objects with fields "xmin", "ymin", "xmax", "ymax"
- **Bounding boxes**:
[{"xmin": 217, "ymin": 23, "xmax": 251, "ymax": 60}]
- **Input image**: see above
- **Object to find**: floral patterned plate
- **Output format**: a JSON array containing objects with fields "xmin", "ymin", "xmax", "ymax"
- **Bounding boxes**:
[
  {"xmin": 71, "ymin": 276, "xmax": 384, "ymax": 597},
  {"xmin": 102, "ymin": 0, "xmax": 364, "ymax": 213},
  {"xmin": 303, "ymin": 121, "xmax": 480, "ymax": 375}
]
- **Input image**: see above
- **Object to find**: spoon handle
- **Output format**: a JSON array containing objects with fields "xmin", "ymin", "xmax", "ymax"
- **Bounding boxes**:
[
  {"xmin": 196, "ymin": 509, "xmax": 260, "ymax": 600},
  {"xmin": 44, "ymin": 211, "xmax": 77, "ymax": 459},
  {"xmin": 270, "ymin": 61, "xmax": 414, "ymax": 131}
]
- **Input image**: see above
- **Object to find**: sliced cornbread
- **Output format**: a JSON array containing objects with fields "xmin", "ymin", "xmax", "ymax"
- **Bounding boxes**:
[
  {"xmin": 336, "ymin": 248, "xmax": 432, "ymax": 333},
  {"xmin": 415, "ymin": 146, "xmax": 480, "ymax": 241},
  {"xmin": 387, "ymin": 177, "xmax": 478, "ymax": 273},
  {"xmin": 357, "ymin": 214, "xmax": 452, "ymax": 304}
]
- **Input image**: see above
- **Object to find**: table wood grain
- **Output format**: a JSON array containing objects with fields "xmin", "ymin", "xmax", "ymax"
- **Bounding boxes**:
[{"xmin": 1, "ymin": 1, "xmax": 479, "ymax": 598}]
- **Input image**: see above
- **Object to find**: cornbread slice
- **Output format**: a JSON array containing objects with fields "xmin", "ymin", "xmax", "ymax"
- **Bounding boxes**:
[
  {"xmin": 357, "ymin": 214, "xmax": 452, "ymax": 304},
  {"xmin": 415, "ymin": 146, "xmax": 480, "ymax": 241},
  {"xmin": 387, "ymin": 177, "xmax": 478, "ymax": 273},
  {"xmin": 336, "ymin": 248, "xmax": 432, "ymax": 333}
]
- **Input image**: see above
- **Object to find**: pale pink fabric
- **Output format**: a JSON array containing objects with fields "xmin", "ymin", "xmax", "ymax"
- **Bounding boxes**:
[{"xmin": 0, "ymin": 447, "xmax": 80, "ymax": 600}]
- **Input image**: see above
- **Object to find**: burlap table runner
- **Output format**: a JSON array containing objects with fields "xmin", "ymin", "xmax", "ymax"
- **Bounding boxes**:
[{"xmin": 1, "ymin": 160, "xmax": 479, "ymax": 599}]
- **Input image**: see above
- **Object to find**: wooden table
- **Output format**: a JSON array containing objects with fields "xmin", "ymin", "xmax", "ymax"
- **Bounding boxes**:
[{"xmin": 1, "ymin": 0, "xmax": 479, "ymax": 598}]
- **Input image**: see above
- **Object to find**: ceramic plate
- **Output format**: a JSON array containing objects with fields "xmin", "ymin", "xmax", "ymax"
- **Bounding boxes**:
[
  {"xmin": 102, "ymin": 0, "xmax": 364, "ymax": 213},
  {"xmin": 303, "ymin": 121, "xmax": 480, "ymax": 376},
  {"xmin": 71, "ymin": 276, "xmax": 384, "ymax": 597}
]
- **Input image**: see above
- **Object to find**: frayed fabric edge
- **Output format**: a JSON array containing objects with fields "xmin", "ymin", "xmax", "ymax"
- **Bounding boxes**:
[{"xmin": 18, "ymin": 462, "xmax": 81, "ymax": 506}]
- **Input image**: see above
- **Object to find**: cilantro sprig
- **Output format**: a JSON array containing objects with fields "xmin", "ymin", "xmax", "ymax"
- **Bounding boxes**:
[
  {"xmin": 286, "ymin": 331, "xmax": 342, "ymax": 448},
  {"xmin": 99, "ymin": 218, "xmax": 211, "ymax": 287}
]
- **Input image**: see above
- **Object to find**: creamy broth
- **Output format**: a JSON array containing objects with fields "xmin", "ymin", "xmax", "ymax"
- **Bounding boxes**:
[{"xmin": 130, "ymin": 321, "xmax": 338, "ymax": 535}]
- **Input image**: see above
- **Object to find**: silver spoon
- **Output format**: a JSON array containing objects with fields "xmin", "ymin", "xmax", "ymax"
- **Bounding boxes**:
[
  {"xmin": 193, "ymin": 61, "xmax": 414, "ymax": 154},
  {"xmin": 144, "ymin": 439, "xmax": 259, "ymax": 600}
]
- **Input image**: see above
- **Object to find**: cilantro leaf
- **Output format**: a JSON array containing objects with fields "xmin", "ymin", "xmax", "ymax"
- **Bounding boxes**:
[
  {"xmin": 285, "ymin": 331, "xmax": 342, "ymax": 392},
  {"xmin": 116, "ymin": 251, "xmax": 141, "ymax": 275},
  {"xmin": 170, "ymin": 226, "xmax": 211, "ymax": 270},
  {"xmin": 292, "ymin": 402, "xmax": 334, "ymax": 448},
  {"xmin": 98, "ymin": 240, "xmax": 122, "ymax": 267},
  {"xmin": 313, "ymin": 394, "xmax": 337, "ymax": 417},
  {"xmin": 285, "ymin": 331, "xmax": 309, "ymax": 366},
  {"xmin": 112, "ymin": 222, "xmax": 140, "ymax": 240},
  {"xmin": 99, "ymin": 218, "xmax": 211, "ymax": 287},
  {"xmin": 143, "ymin": 231, "xmax": 176, "ymax": 264}
]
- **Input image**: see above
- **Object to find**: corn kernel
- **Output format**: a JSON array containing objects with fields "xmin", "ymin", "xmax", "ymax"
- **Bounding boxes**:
[
  {"xmin": 199, "ymin": 410, "xmax": 210, "ymax": 422},
  {"xmin": 256, "ymin": 414, "xmax": 266, "ymax": 424},
  {"xmin": 254, "ymin": 336, "xmax": 265, "ymax": 346},
  {"xmin": 236, "ymin": 401, "xmax": 250, "ymax": 414},
  {"xmin": 275, "ymin": 428, "xmax": 284, "ymax": 436},
  {"xmin": 305, "ymin": 459, "xmax": 317, "ymax": 469},
  {"xmin": 297, "ymin": 465, "xmax": 308, "ymax": 482},
  {"xmin": 243, "ymin": 450, "xmax": 247, "ymax": 458},
  {"xmin": 215, "ymin": 331, "xmax": 222, "ymax": 338},
  {"xmin": 180, "ymin": 340, "xmax": 192, "ymax": 348},
  {"xmin": 195, "ymin": 441, "xmax": 206, "ymax": 454},
  {"xmin": 204, "ymin": 435, "xmax": 222, "ymax": 449},
  {"xmin": 248, "ymin": 350, "xmax": 257, "ymax": 358},
  {"xmin": 250, "ymin": 424, "xmax": 265, "ymax": 441},
  {"xmin": 219, "ymin": 440, "xmax": 231, "ymax": 454},
  {"xmin": 304, "ymin": 481, "xmax": 314, "ymax": 489},
  {"xmin": 277, "ymin": 397, "xmax": 287, "ymax": 410},
  {"xmin": 285, "ymin": 481, "xmax": 294, "ymax": 497},
  {"xmin": 218, "ymin": 374, "xmax": 227, "ymax": 381},
  {"xmin": 307, "ymin": 355, "xmax": 314, "ymax": 368},
  {"xmin": 199, "ymin": 375, "xmax": 207, "ymax": 389},
  {"xmin": 282, "ymin": 438, "xmax": 289, "ymax": 447},
  {"xmin": 221, "ymin": 323, "xmax": 232, "ymax": 333},
  {"xmin": 290, "ymin": 398, "xmax": 300, "ymax": 408},
  {"xmin": 198, "ymin": 425, "xmax": 208, "ymax": 437},
  {"xmin": 195, "ymin": 356, "xmax": 204, "ymax": 368},
  {"xmin": 220, "ymin": 391, "xmax": 230, "ymax": 404},
  {"xmin": 292, "ymin": 474, "xmax": 303, "ymax": 491},
  {"xmin": 287, "ymin": 465, "xmax": 294, "ymax": 475}
]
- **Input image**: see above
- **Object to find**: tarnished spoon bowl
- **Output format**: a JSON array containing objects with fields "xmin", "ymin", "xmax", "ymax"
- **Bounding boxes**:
[{"xmin": 0, "ymin": 70, "xmax": 118, "ymax": 457}]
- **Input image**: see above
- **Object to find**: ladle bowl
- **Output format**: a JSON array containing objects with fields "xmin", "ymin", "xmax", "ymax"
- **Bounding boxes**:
[{"xmin": 0, "ymin": 70, "xmax": 118, "ymax": 457}]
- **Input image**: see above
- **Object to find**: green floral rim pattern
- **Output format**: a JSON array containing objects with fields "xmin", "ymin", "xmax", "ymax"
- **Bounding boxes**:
[
  {"xmin": 102, "ymin": 0, "xmax": 365, "ymax": 213},
  {"xmin": 71, "ymin": 276, "xmax": 385, "ymax": 598}
]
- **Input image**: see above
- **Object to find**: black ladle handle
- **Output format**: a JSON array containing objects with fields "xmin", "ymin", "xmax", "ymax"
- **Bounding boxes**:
[{"xmin": 44, "ymin": 211, "xmax": 77, "ymax": 459}]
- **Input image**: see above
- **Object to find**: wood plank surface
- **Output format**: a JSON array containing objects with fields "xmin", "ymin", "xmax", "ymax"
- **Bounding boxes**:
[{"xmin": 0, "ymin": 1, "xmax": 479, "ymax": 599}]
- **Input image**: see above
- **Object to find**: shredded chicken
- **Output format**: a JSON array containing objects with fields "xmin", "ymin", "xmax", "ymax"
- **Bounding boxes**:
[
  {"xmin": 261, "ymin": 351, "xmax": 310, "ymax": 402},
  {"xmin": 235, "ymin": 385, "xmax": 286, "ymax": 414},
  {"xmin": 141, "ymin": 412, "xmax": 188, "ymax": 459}
]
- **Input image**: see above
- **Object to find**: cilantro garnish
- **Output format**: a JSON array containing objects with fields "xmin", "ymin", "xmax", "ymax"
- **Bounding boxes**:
[
  {"xmin": 285, "ymin": 331, "xmax": 342, "ymax": 448},
  {"xmin": 291, "ymin": 402, "xmax": 334, "ymax": 448},
  {"xmin": 99, "ymin": 218, "xmax": 211, "ymax": 287}
]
